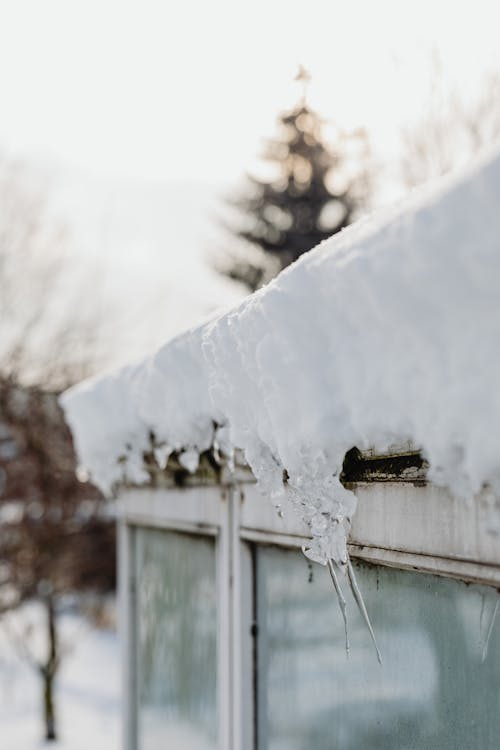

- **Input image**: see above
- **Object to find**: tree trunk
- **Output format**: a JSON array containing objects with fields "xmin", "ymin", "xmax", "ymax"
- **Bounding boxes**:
[
  {"xmin": 43, "ymin": 669, "xmax": 56, "ymax": 741},
  {"xmin": 41, "ymin": 594, "xmax": 58, "ymax": 741}
]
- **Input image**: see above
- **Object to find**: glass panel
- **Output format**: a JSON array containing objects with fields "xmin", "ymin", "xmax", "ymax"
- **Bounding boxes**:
[
  {"xmin": 134, "ymin": 528, "xmax": 217, "ymax": 750},
  {"xmin": 256, "ymin": 546, "xmax": 500, "ymax": 750}
]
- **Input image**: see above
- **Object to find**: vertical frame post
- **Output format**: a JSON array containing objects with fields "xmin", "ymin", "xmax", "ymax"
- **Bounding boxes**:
[
  {"xmin": 230, "ymin": 484, "xmax": 255, "ymax": 750},
  {"xmin": 217, "ymin": 485, "xmax": 231, "ymax": 750},
  {"xmin": 118, "ymin": 519, "xmax": 137, "ymax": 750}
]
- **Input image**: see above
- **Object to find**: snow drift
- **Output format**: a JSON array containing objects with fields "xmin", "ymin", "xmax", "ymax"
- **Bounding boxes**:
[{"xmin": 62, "ymin": 145, "xmax": 500, "ymax": 567}]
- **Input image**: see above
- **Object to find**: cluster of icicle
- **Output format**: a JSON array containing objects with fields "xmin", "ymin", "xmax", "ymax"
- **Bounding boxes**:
[{"xmin": 223, "ymin": 440, "xmax": 381, "ymax": 661}]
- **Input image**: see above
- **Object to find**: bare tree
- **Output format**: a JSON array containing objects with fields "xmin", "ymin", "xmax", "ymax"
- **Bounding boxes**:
[
  {"xmin": 401, "ymin": 56, "xmax": 500, "ymax": 188},
  {"xmin": 0, "ymin": 157, "xmax": 116, "ymax": 740},
  {"xmin": 0, "ymin": 156, "xmax": 112, "ymax": 389}
]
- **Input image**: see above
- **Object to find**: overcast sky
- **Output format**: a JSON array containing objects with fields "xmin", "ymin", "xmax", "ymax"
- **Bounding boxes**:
[
  {"xmin": 1, "ymin": 0, "xmax": 499, "ymax": 182},
  {"xmin": 1, "ymin": 0, "xmax": 499, "ymax": 368}
]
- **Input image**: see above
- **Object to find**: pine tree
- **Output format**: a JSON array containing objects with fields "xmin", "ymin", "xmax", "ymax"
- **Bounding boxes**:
[{"xmin": 221, "ymin": 68, "xmax": 371, "ymax": 291}]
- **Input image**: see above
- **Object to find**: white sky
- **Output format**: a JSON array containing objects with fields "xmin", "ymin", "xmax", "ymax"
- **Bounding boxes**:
[
  {"xmin": 1, "ymin": 0, "xmax": 500, "ymax": 368},
  {"xmin": 0, "ymin": 0, "xmax": 499, "ymax": 181}
]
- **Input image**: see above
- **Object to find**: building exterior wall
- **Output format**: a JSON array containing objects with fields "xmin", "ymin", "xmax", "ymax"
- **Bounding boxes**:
[{"xmin": 117, "ymin": 466, "xmax": 500, "ymax": 750}]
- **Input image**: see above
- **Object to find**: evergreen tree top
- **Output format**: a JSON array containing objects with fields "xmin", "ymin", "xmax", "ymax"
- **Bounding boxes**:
[{"xmin": 218, "ymin": 75, "xmax": 371, "ymax": 291}]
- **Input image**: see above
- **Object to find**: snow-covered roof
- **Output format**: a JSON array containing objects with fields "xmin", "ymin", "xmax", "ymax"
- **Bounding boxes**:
[{"xmin": 61, "ymin": 145, "xmax": 500, "ymax": 567}]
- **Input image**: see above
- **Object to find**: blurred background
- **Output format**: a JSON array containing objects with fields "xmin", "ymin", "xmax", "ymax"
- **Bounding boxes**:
[{"xmin": 1, "ymin": 0, "xmax": 500, "ymax": 747}]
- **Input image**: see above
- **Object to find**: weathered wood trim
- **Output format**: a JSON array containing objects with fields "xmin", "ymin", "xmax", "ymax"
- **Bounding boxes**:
[{"xmin": 342, "ymin": 446, "xmax": 427, "ymax": 484}]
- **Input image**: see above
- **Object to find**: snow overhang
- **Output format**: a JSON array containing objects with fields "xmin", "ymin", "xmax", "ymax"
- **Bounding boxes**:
[{"xmin": 61, "ymin": 144, "xmax": 500, "ymax": 567}]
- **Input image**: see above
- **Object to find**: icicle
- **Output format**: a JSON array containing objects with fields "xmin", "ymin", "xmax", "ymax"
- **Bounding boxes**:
[
  {"xmin": 346, "ymin": 557, "xmax": 382, "ymax": 664},
  {"xmin": 212, "ymin": 440, "xmax": 222, "ymax": 466},
  {"xmin": 327, "ymin": 559, "xmax": 350, "ymax": 657},
  {"xmin": 226, "ymin": 446, "xmax": 235, "ymax": 476},
  {"xmin": 481, "ymin": 598, "xmax": 499, "ymax": 663},
  {"xmin": 480, "ymin": 593, "xmax": 486, "ymax": 637}
]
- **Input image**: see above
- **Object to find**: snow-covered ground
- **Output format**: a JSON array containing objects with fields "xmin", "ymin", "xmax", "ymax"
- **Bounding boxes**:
[{"xmin": 0, "ymin": 603, "xmax": 120, "ymax": 749}]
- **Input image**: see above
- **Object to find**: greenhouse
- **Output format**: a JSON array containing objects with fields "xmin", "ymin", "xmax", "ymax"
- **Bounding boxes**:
[{"xmin": 63, "ymin": 146, "xmax": 500, "ymax": 750}]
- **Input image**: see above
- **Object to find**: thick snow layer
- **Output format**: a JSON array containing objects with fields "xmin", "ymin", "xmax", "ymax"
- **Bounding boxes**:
[{"xmin": 62, "ymin": 146, "xmax": 500, "ymax": 566}]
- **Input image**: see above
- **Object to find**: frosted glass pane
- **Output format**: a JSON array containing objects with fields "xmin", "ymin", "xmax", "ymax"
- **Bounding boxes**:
[
  {"xmin": 135, "ymin": 528, "xmax": 217, "ymax": 750},
  {"xmin": 256, "ymin": 546, "xmax": 500, "ymax": 750}
]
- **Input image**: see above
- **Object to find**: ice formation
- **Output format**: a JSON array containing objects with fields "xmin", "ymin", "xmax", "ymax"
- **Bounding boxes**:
[{"xmin": 62, "ymin": 145, "xmax": 500, "ymax": 567}]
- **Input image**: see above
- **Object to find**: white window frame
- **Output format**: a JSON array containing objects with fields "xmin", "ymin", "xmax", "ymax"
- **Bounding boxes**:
[{"xmin": 118, "ymin": 478, "xmax": 500, "ymax": 750}]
